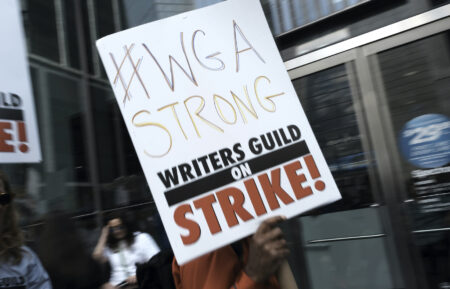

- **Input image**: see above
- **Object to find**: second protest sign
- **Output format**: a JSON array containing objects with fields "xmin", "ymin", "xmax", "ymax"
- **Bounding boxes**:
[{"xmin": 97, "ymin": 0, "xmax": 341, "ymax": 264}]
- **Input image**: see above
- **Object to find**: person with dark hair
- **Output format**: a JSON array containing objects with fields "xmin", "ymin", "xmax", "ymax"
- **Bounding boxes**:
[
  {"xmin": 92, "ymin": 216, "xmax": 160, "ymax": 288},
  {"xmin": 0, "ymin": 172, "xmax": 52, "ymax": 289},
  {"xmin": 37, "ymin": 212, "xmax": 111, "ymax": 289}
]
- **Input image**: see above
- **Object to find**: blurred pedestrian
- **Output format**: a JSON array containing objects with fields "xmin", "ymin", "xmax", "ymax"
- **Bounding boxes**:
[
  {"xmin": 0, "ymin": 171, "xmax": 52, "ymax": 289},
  {"xmin": 38, "ymin": 212, "xmax": 111, "ymax": 289},
  {"xmin": 92, "ymin": 215, "xmax": 160, "ymax": 288}
]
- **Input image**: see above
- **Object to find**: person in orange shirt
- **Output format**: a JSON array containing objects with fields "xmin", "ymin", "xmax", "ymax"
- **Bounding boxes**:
[{"xmin": 172, "ymin": 216, "xmax": 288, "ymax": 289}]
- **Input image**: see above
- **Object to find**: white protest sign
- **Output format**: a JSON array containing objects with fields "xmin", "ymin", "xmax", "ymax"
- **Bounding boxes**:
[
  {"xmin": 97, "ymin": 0, "xmax": 341, "ymax": 264},
  {"xmin": 0, "ymin": 0, "xmax": 41, "ymax": 163}
]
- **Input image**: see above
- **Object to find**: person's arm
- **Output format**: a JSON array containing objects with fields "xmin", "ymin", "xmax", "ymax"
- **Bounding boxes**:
[{"xmin": 92, "ymin": 225, "xmax": 110, "ymax": 263}]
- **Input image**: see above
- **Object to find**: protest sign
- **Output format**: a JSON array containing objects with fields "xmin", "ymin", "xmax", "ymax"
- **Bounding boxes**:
[
  {"xmin": 0, "ymin": 0, "xmax": 41, "ymax": 163},
  {"xmin": 97, "ymin": 0, "xmax": 341, "ymax": 264}
]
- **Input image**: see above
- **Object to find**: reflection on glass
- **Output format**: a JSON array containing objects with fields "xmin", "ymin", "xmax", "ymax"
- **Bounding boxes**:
[
  {"xmin": 90, "ymin": 83, "xmax": 152, "ymax": 209},
  {"xmin": 304, "ymin": 238, "xmax": 394, "ymax": 289},
  {"xmin": 100, "ymin": 175, "xmax": 152, "ymax": 210},
  {"xmin": 300, "ymin": 207, "xmax": 384, "ymax": 240},
  {"xmin": 91, "ymin": 85, "xmax": 120, "ymax": 183},
  {"xmin": 292, "ymin": 64, "xmax": 375, "ymax": 212}
]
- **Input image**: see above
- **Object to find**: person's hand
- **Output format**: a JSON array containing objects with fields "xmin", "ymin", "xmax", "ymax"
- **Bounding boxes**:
[
  {"xmin": 126, "ymin": 275, "xmax": 137, "ymax": 284},
  {"xmin": 244, "ymin": 216, "xmax": 289, "ymax": 282},
  {"xmin": 101, "ymin": 224, "xmax": 110, "ymax": 238}
]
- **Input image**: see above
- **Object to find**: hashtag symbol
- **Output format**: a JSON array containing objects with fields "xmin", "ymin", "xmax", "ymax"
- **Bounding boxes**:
[{"xmin": 110, "ymin": 43, "xmax": 150, "ymax": 105}]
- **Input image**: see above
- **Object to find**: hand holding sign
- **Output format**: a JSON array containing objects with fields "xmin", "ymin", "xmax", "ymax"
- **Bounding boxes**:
[{"xmin": 245, "ymin": 216, "xmax": 289, "ymax": 282}]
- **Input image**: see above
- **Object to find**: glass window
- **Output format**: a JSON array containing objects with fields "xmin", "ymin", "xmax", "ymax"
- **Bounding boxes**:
[
  {"xmin": 286, "ymin": 63, "xmax": 398, "ymax": 289},
  {"xmin": 375, "ymin": 31, "xmax": 450, "ymax": 289},
  {"xmin": 22, "ymin": 0, "xmax": 60, "ymax": 61},
  {"xmin": 90, "ymin": 84, "xmax": 120, "ymax": 183},
  {"xmin": 95, "ymin": 0, "xmax": 117, "ymax": 78},
  {"xmin": 81, "ymin": 0, "xmax": 95, "ymax": 74},
  {"xmin": 302, "ymin": 237, "xmax": 394, "ymax": 288},
  {"xmin": 118, "ymin": 0, "xmax": 371, "ymax": 35},
  {"xmin": 90, "ymin": 83, "xmax": 152, "ymax": 209},
  {"xmin": 95, "ymin": 0, "xmax": 116, "ymax": 39},
  {"xmin": 0, "ymin": 67, "xmax": 94, "ymax": 223},
  {"xmin": 45, "ymin": 72, "xmax": 89, "ymax": 180},
  {"xmin": 261, "ymin": 0, "xmax": 368, "ymax": 35},
  {"xmin": 63, "ymin": 0, "xmax": 81, "ymax": 69},
  {"xmin": 292, "ymin": 63, "xmax": 377, "ymax": 213},
  {"xmin": 119, "ymin": 0, "xmax": 195, "ymax": 28}
]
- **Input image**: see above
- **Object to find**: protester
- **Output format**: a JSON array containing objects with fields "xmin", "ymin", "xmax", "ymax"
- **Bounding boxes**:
[
  {"xmin": 172, "ymin": 216, "xmax": 289, "ymax": 289},
  {"xmin": 38, "ymin": 212, "xmax": 111, "ymax": 289},
  {"xmin": 0, "ymin": 172, "xmax": 52, "ymax": 289},
  {"xmin": 92, "ymin": 215, "xmax": 160, "ymax": 288}
]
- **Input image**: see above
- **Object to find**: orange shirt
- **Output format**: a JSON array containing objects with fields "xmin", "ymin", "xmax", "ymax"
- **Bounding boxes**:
[{"xmin": 172, "ymin": 241, "xmax": 279, "ymax": 289}]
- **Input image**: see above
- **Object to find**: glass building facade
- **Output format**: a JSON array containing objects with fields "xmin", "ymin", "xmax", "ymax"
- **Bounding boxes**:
[{"xmin": 1, "ymin": 0, "xmax": 450, "ymax": 288}]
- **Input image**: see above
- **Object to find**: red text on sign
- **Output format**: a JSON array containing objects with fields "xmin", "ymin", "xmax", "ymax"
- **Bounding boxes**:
[{"xmin": 174, "ymin": 155, "xmax": 325, "ymax": 245}]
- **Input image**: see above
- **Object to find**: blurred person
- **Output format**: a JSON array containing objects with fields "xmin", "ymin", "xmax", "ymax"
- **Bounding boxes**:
[
  {"xmin": 92, "ymin": 215, "xmax": 160, "ymax": 288},
  {"xmin": 0, "ymin": 171, "xmax": 52, "ymax": 289},
  {"xmin": 37, "ymin": 212, "xmax": 111, "ymax": 289},
  {"xmin": 172, "ymin": 216, "xmax": 289, "ymax": 289}
]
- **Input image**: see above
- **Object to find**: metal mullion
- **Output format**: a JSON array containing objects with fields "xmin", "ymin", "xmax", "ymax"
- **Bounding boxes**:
[
  {"xmin": 74, "ymin": 0, "xmax": 103, "ymax": 228},
  {"xmin": 353, "ymin": 50, "xmax": 408, "ymax": 288},
  {"xmin": 284, "ymin": 4, "xmax": 450, "ymax": 70},
  {"xmin": 101, "ymin": 201, "xmax": 155, "ymax": 214},
  {"xmin": 87, "ymin": 0, "xmax": 101, "ymax": 76},
  {"xmin": 112, "ymin": 0, "xmax": 123, "ymax": 31},
  {"xmin": 345, "ymin": 61, "xmax": 382, "ymax": 204},
  {"xmin": 54, "ymin": 0, "xmax": 68, "ymax": 65},
  {"xmin": 29, "ymin": 54, "xmax": 83, "ymax": 77},
  {"xmin": 113, "ymin": 102, "xmax": 127, "ymax": 177},
  {"xmin": 307, "ymin": 233, "xmax": 386, "ymax": 244},
  {"xmin": 362, "ymin": 17, "xmax": 450, "ymax": 56},
  {"xmin": 35, "ymin": 68, "xmax": 56, "ymax": 173},
  {"xmin": 288, "ymin": 49, "xmax": 356, "ymax": 79},
  {"xmin": 89, "ymin": 82, "xmax": 126, "ymax": 177},
  {"xmin": 284, "ymin": 219, "xmax": 311, "ymax": 289},
  {"xmin": 366, "ymin": 55, "xmax": 409, "ymax": 201},
  {"xmin": 354, "ymin": 47, "xmax": 424, "ymax": 289},
  {"xmin": 267, "ymin": 0, "xmax": 282, "ymax": 35},
  {"xmin": 413, "ymin": 228, "xmax": 450, "ymax": 234}
]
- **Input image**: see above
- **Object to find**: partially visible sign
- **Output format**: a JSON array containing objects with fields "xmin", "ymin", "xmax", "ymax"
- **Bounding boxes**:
[
  {"xmin": 97, "ymin": 0, "xmax": 341, "ymax": 264},
  {"xmin": 0, "ymin": 0, "xmax": 41, "ymax": 163},
  {"xmin": 399, "ymin": 114, "xmax": 450, "ymax": 169}
]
